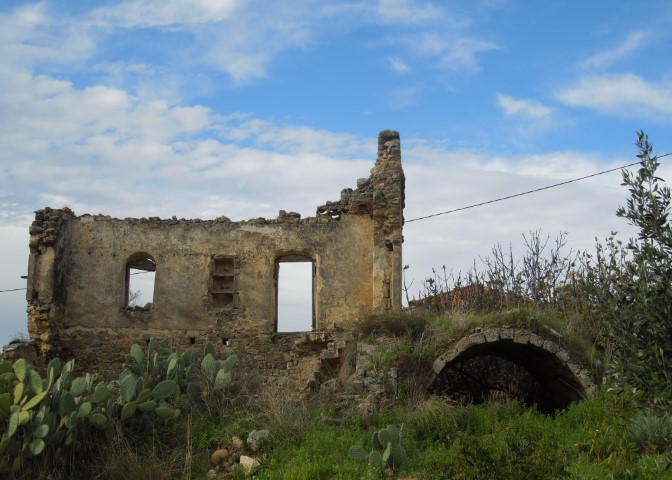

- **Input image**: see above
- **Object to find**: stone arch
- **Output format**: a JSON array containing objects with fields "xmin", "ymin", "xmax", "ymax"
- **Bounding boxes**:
[{"xmin": 430, "ymin": 327, "xmax": 598, "ymax": 411}]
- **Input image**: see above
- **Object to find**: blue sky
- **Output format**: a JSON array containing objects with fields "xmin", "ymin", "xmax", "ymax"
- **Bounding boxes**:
[{"xmin": 1, "ymin": 0, "xmax": 671, "ymax": 345}]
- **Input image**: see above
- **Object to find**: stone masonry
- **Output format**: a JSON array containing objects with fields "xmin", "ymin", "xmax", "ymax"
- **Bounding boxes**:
[{"xmin": 20, "ymin": 130, "xmax": 405, "ymax": 387}]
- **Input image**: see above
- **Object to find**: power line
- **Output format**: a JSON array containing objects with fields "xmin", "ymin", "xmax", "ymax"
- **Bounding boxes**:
[
  {"xmin": 406, "ymin": 154, "xmax": 671, "ymax": 223},
  {"xmin": 0, "ymin": 271, "xmax": 153, "ymax": 294}
]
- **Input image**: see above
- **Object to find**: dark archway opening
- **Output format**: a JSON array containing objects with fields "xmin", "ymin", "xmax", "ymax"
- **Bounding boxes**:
[{"xmin": 429, "ymin": 342, "xmax": 586, "ymax": 414}]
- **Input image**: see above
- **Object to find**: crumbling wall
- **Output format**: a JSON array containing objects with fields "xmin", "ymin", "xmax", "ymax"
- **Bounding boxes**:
[{"xmin": 24, "ymin": 130, "xmax": 405, "ymax": 385}]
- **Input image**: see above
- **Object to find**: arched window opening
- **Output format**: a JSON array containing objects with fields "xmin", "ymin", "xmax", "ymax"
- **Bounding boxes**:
[
  {"xmin": 276, "ymin": 255, "xmax": 314, "ymax": 332},
  {"xmin": 125, "ymin": 253, "xmax": 156, "ymax": 310}
]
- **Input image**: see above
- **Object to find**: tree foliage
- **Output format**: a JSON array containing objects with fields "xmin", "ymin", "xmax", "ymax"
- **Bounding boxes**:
[{"xmin": 606, "ymin": 131, "xmax": 672, "ymax": 409}]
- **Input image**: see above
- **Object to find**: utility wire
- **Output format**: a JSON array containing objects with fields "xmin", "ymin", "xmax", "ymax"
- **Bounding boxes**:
[
  {"xmin": 406, "ymin": 154, "xmax": 671, "ymax": 223},
  {"xmin": 0, "ymin": 271, "xmax": 153, "ymax": 294}
]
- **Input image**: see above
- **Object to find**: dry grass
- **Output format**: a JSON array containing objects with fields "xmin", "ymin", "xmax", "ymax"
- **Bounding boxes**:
[{"xmin": 88, "ymin": 422, "xmax": 190, "ymax": 480}]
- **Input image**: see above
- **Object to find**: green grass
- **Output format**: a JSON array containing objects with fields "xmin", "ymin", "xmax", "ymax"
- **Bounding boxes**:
[
  {"xmin": 256, "ymin": 427, "xmax": 370, "ymax": 480},
  {"xmin": 8, "ymin": 377, "xmax": 672, "ymax": 479}
]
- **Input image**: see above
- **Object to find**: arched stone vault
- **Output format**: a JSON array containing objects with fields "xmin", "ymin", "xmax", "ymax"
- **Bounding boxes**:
[{"xmin": 431, "ymin": 327, "xmax": 599, "ymax": 409}]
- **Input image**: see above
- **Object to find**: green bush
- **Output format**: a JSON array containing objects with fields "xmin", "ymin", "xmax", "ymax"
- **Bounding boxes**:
[
  {"xmin": 407, "ymin": 396, "xmax": 457, "ymax": 445},
  {"xmin": 357, "ymin": 312, "xmax": 428, "ymax": 339},
  {"xmin": 629, "ymin": 411, "xmax": 672, "ymax": 454},
  {"xmin": 603, "ymin": 132, "xmax": 672, "ymax": 409}
]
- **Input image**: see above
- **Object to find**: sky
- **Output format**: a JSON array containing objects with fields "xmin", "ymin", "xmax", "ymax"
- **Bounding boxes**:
[{"xmin": 1, "ymin": 0, "xmax": 671, "ymax": 345}]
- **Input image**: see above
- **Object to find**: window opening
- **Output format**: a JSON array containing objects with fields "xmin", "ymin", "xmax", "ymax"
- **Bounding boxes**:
[
  {"xmin": 125, "ymin": 253, "xmax": 156, "ymax": 310},
  {"xmin": 209, "ymin": 257, "xmax": 236, "ymax": 307},
  {"xmin": 276, "ymin": 258, "xmax": 314, "ymax": 332}
]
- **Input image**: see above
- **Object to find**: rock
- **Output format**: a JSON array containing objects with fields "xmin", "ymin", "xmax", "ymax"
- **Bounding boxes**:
[
  {"xmin": 246, "ymin": 429, "xmax": 270, "ymax": 452},
  {"xmin": 239, "ymin": 455, "xmax": 261, "ymax": 475},
  {"xmin": 231, "ymin": 436, "xmax": 244, "ymax": 450},
  {"xmin": 206, "ymin": 469, "xmax": 219, "ymax": 480},
  {"xmin": 210, "ymin": 448, "xmax": 229, "ymax": 466}
]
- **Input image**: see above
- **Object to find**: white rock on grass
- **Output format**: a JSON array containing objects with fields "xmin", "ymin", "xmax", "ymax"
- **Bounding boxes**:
[{"xmin": 239, "ymin": 455, "xmax": 261, "ymax": 475}]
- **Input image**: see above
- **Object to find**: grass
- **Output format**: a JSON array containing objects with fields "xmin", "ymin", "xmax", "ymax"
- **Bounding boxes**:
[{"xmin": 20, "ymin": 387, "xmax": 664, "ymax": 480}]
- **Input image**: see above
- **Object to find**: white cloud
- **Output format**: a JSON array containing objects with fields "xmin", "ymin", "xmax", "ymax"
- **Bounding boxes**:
[
  {"xmin": 496, "ymin": 94, "xmax": 553, "ymax": 119},
  {"xmin": 387, "ymin": 56, "xmax": 411, "ymax": 73},
  {"xmin": 88, "ymin": 1, "xmax": 315, "ymax": 85},
  {"xmin": 218, "ymin": 120, "xmax": 374, "ymax": 158},
  {"xmin": 580, "ymin": 31, "xmax": 647, "ymax": 70},
  {"xmin": 1, "ymin": 0, "xmax": 499, "ymax": 87},
  {"xmin": 91, "ymin": 62, "xmax": 195, "ymax": 103},
  {"xmin": 556, "ymin": 74, "xmax": 672, "ymax": 118},
  {"xmin": 84, "ymin": 0, "xmax": 496, "ymax": 84},
  {"xmin": 88, "ymin": 0, "xmax": 242, "ymax": 28},
  {"xmin": 0, "ymin": 69, "xmax": 374, "ymax": 227},
  {"xmin": 374, "ymin": 0, "xmax": 445, "ymax": 25},
  {"xmin": 470, "ymin": 151, "xmax": 620, "ymax": 183},
  {"xmin": 408, "ymin": 32, "xmax": 501, "ymax": 71},
  {"xmin": 0, "ymin": 3, "xmax": 96, "ymax": 69}
]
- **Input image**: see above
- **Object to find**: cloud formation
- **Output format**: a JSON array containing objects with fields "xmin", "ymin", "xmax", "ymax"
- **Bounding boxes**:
[
  {"xmin": 496, "ymin": 94, "xmax": 553, "ymax": 120},
  {"xmin": 580, "ymin": 31, "xmax": 648, "ymax": 70},
  {"xmin": 387, "ymin": 56, "xmax": 411, "ymax": 73},
  {"xmin": 400, "ymin": 32, "xmax": 500, "ymax": 71},
  {"xmin": 556, "ymin": 74, "xmax": 672, "ymax": 118}
]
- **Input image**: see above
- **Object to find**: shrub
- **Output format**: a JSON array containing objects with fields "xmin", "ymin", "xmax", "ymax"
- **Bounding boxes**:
[
  {"xmin": 357, "ymin": 312, "xmax": 428, "ymax": 339},
  {"xmin": 629, "ymin": 411, "xmax": 672, "ymax": 454},
  {"xmin": 603, "ymin": 132, "xmax": 672, "ymax": 409}
]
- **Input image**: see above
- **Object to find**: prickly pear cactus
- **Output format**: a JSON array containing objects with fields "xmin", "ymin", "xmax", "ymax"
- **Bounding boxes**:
[
  {"xmin": 348, "ymin": 424, "xmax": 406, "ymax": 478},
  {"xmin": 0, "ymin": 337, "xmax": 237, "ymax": 473}
]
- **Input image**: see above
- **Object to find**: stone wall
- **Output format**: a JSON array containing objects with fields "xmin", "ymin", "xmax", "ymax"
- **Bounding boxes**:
[{"xmin": 21, "ymin": 130, "xmax": 405, "ymax": 386}]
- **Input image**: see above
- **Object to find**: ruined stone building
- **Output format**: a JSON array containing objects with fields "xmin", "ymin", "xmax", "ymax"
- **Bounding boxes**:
[{"xmin": 23, "ymin": 130, "xmax": 405, "ymax": 386}]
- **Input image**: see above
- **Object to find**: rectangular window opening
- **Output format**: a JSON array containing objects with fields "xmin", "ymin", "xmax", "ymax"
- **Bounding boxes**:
[
  {"xmin": 277, "ymin": 260, "xmax": 314, "ymax": 333},
  {"xmin": 128, "ymin": 268, "xmax": 155, "ymax": 308}
]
